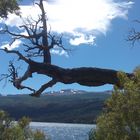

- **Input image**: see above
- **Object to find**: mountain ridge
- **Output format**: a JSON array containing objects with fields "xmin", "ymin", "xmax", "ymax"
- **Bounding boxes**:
[
  {"xmin": 0, "ymin": 90, "xmax": 111, "ymax": 123},
  {"xmin": 1, "ymin": 89, "xmax": 112, "ymax": 96}
]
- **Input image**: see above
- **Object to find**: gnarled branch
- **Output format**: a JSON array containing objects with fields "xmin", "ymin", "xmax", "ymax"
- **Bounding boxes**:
[
  {"xmin": 0, "ymin": 48, "xmax": 30, "ymax": 64},
  {"xmin": 127, "ymin": 28, "xmax": 140, "ymax": 45},
  {"xmin": 29, "ymin": 62, "xmax": 133, "ymax": 90},
  {"xmin": 30, "ymin": 78, "xmax": 58, "ymax": 97}
]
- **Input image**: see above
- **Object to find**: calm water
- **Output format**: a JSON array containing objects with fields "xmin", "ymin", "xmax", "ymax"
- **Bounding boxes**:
[{"xmin": 30, "ymin": 122, "xmax": 96, "ymax": 140}]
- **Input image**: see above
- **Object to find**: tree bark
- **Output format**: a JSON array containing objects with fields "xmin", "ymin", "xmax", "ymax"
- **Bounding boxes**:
[
  {"xmin": 29, "ymin": 61, "xmax": 133, "ymax": 87},
  {"xmin": 1, "ymin": 48, "xmax": 134, "ymax": 97}
]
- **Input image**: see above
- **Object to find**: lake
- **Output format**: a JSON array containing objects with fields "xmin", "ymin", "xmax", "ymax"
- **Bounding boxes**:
[{"xmin": 30, "ymin": 122, "xmax": 96, "ymax": 140}]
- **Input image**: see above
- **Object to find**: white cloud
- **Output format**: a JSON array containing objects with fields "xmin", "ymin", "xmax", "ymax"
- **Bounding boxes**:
[
  {"xmin": 47, "ymin": 0, "xmax": 133, "ymax": 45},
  {"xmin": 70, "ymin": 33, "xmax": 96, "ymax": 46},
  {"xmin": 1, "ymin": 40, "xmax": 22, "ymax": 50},
  {"xmin": 0, "ymin": 0, "xmax": 133, "ymax": 46},
  {"xmin": 51, "ymin": 49, "xmax": 69, "ymax": 57}
]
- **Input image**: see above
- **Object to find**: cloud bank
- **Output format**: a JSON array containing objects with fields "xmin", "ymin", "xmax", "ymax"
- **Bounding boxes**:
[
  {"xmin": 1, "ymin": 40, "xmax": 22, "ymax": 50},
  {"xmin": 0, "ymin": 0, "xmax": 133, "ymax": 46}
]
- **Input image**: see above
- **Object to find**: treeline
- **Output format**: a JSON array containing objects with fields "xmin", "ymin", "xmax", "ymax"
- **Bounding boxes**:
[{"xmin": 0, "ymin": 92, "xmax": 110, "ymax": 123}]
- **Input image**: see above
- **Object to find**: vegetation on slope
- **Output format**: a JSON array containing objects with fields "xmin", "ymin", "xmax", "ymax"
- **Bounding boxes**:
[
  {"xmin": 89, "ymin": 69, "xmax": 140, "ymax": 140},
  {"xmin": 0, "ymin": 92, "xmax": 110, "ymax": 123},
  {"xmin": 0, "ymin": 110, "xmax": 46, "ymax": 140}
]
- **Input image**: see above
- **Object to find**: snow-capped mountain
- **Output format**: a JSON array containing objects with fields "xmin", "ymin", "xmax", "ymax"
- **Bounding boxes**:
[{"xmin": 46, "ymin": 89, "xmax": 87, "ymax": 95}]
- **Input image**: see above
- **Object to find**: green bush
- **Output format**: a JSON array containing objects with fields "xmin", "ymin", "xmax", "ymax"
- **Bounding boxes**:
[
  {"xmin": 89, "ymin": 69, "xmax": 140, "ymax": 140},
  {"xmin": 0, "ymin": 0, "xmax": 20, "ymax": 18},
  {"xmin": 0, "ymin": 110, "xmax": 47, "ymax": 140}
]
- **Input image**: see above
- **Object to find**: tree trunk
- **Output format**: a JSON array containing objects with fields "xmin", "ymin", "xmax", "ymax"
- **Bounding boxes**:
[
  {"xmin": 43, "ymin": 49, "xmax": 51, "ymax": 64},
  {"xmin": 29, "ymin": 61, "xmax": 133, "ymax": 87}
]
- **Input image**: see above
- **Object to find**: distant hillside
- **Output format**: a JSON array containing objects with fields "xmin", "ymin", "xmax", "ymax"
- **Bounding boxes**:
[
  {"xmin": 46, "ymin": 89, "xmax": 88, "ymax": 95},
  {"xmin": 0, "ymin": 90, "xmax": 111, "ymax": 124}
]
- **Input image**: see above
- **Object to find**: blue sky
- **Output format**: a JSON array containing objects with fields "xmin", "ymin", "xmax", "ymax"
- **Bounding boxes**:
[{"xmin": 0, "ymin": 0, "xmax": 140, "ymax": 95}]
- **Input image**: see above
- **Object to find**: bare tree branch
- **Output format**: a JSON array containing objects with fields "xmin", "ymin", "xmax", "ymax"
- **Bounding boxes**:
[
  {"xmin": 30, "ymin": 78, "xmax": 58, "ymax": 97},
  {"xmin": 13, "ymin": 66, "xmax": 32, "ymax": 88},
  {"xmin": 127, "ymin": 20, "xmax": 140, "ymax": 46},
  {"xmin": 29, "ymin": 62, "xmax": 134, "ymax": 88},
  {"xmin": 0, "ymin": 48, "xmax": 30, "ymax": 64},
  {"xmin": 0, "ymin": 61, "xmax": 18, "ymax": 88},
  {"xmin": 0, "ymin": 73, "xmax": 12, "ymax": 88},
  {"xmin": 127, "ymin": 28, "xmax": 140, "ymax": 45},
  {"xmin": 0, "ymin": 24, "xmax": 43, "ymax": 40}
]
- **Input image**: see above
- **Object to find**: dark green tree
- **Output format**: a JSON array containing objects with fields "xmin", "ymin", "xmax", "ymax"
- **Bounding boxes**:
[
  {"xmin": 0, "ymin": 0, "xmax": 20, "ymax": 18},
  {"xmin": 89, "ymin": 69, "xmax": 140, "ymax": 140}
]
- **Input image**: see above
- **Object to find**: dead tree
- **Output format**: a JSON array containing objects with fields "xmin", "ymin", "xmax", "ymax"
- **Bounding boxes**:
[
  {"xmin": 127, "ymin": 20, "xmax": 140, "ymax": 45},
  {"xmin": 0, "ymin": 0, "xmax": 133, "ymax": 97}
]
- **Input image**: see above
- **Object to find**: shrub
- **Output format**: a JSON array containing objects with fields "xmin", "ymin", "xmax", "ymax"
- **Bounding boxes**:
[
  {"xmin": 89, "ymin": 69, "xmax": 140, "ymax": 140},
  {"xmin": 0, "ymin": 110, "xmax": 47, "ymax": 140}
]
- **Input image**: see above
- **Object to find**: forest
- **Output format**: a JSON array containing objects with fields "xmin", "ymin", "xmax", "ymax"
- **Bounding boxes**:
[{"xmin": 0, "ymin": 91, "xmax": 111, "ymax": 123}]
